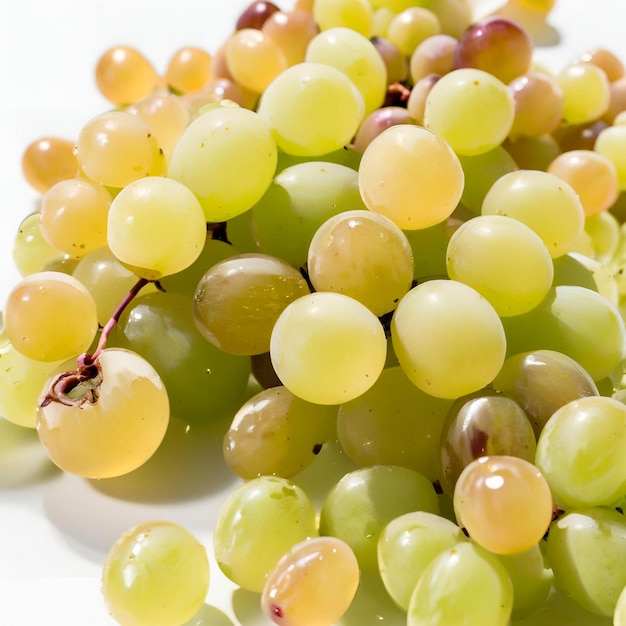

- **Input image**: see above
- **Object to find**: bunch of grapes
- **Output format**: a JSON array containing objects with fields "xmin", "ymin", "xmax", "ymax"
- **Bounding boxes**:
[{"xmin": 3, "ymin": 0, "xmax": 626, "ymax": 624}]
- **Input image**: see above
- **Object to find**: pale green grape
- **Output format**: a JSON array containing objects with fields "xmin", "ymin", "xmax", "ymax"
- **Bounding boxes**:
[
  {"xmin": 501, "ymin": 285, "xmax": 625, "ymax": 382},
  {"xmin": 74, "ymin": 110, "xmax": 164, "ymax": 188},
  {"xmin": 337, "ymin": 366, "xmax": 453, "ymax": 480},
  {"xmin": 424, "ymin": 68, "xmax": 515, "ymax": 156},
  {"xmin": 107, "ymin": 176, "xmax": 206, "ymax": 280},
  {"xmin": 585, "ymin": 211, "xmax": 620, "ymax": 262},
  {"xmin": 407, "ymin": 541, "xmax": 514, "ymax": 626},
  {"xmin": 37, "ymin": 348, "xmax": 169, "ymax": 478},
  {"xmin": 546, "ymin": 507, "xmax": 626, "ymax": 617},
  {"xmin": 102, "ymin": 520, "xmax": 209, "ymax": 626},
  {"xmin": 257, "ymin": 62, "xmax": 365, "ymax": 156},
  {"xmin": 251, "ymin": 161, "xmax": 366, "ymax": 269},
  {"xmin": 446, "ymin": 214, "xmax": 554, "ymax": 316},
  {"xmin": 4, "ymin": 271, "xmax": 98, "ymax": 362},
  {"xmin": 261, "ymin": 536, "xmax": 360, "ymax": 625},
  {"xmin": 193, "ymin": 253, "xmax": 310, "ymax": 356},
  {"xmin": 378, "ymin": 511, "xmax": 467, "ymax": 610},
  {"xmin": 556, "ymin": 62, "xmax": 610, "ymax": 125},
  {"xmin": 319, "ymin": 465, "xmax": 439, "ymax": 571},
  {"xmin": 111, "ymin": 291, "xmax": 251, "ymax": 423},
  {"xmin": 307, "ymin": 209, "xmax": 414, "ymax": 316},
  {"xmin": 12, "ymin": 212, "xmax": 64, "ymax": 276},
  {"xmin": 305, "ymin": 27, "xmax": 387, "ymax": 116},
  {"xmin": 269, "ymin": 292, "xmax": 387, "ymax": 405},
  {"xmin": 223, "ymin": 385, "xmax": 337, "ymax": 479},
  {"xmin": 391, "ymin": 279, "xmax": 506, "ymax": 399},
  {"xmin": 481, "ymin": 169, "xmax": 586, "ymax": 258},
  {"xmin": 168, "ymin": 103, "xmax": 278, "ymax": 221},
  {"xmin": 387, "ymin": 7, "xmax": 441, "ymax": 57},
  {"xmin": 313, "ymin": 0, "xmax": 373, "ymax": 37},
  {"xmin": 358, "ymin": 124, "xmax": 464, "ymax": 230},
  {"xmin": 535, "ymin": 396, "xmax": 626, "ymax": 509},
  {"xmin": 595, "ymin": 125, "xmax": 626, "ymax": 192},
  {"xmin": 213, "ymin": 475, "xmax": 317, "ymax": 593},
  {"xmin": 453, "ymin": 455, "xmax": 553, "ymax": 555}
]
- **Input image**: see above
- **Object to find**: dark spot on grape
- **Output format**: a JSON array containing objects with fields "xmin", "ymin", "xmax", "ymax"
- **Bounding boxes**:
[
  {"xmin": 432, "ymin": 480, "xmax": 443, "ymax": 494},
  {"xmin": 469, "ymin": 426, "xmax": 488, "ymax": 458},
  {"xmin": 312, "ymin": 443, "xmax": 323, "ymax": 455},
  {"xmin": 616, "ymin": 507, "xmax": 623, "ymax": 514},
  {"xmin": 461, "ymin": 527, "xmax": 469, "ymax": 538},
  {"xmin": 271, "ymin": 604, "xmax": 284, "ymax": 619}
]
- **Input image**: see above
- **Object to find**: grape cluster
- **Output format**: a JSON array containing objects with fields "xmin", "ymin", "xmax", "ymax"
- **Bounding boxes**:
[{"xmin": 3, "ymin": 0, "xmax": 626, "ymax": 625}]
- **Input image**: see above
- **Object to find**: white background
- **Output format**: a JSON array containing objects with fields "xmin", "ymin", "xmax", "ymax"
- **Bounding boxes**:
[{"xmin": 0, "ymin": 1, "xmax": 623, "ymax": 625}]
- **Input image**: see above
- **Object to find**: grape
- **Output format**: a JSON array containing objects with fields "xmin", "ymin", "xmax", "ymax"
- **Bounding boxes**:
[
  {"xmin": 504, "ymin": 134, "xmax": 562, "ymax": 171},
  {"xmin": 270, "ymin": 291, "xmax": 387, "ymax": 405},
  {"xmin": 305, "ymin": 27, "xmax": 387, "ymax": 116},
  {"xmin": 492, "ymin": 349, "xmax": 599, "ymax": 437},
  {"xmin": 407, "ymin": 541, "xmax": 514, "ymax": 626},
  {"xmin": 261, "ymin": 9, "xmax": 320, "ymax": 67},
  {"xmin": 358, "ymin": 124, "xmax": 464, "ymax": 230},
  {"xmin": 546, "ymin": 507, "xmax": 626, "ymax": 617},
  {"xmin": 12, "ymin": 212, "xmax": 64, "ymax": 277},
  {"xmin": 556, "ymin": 62, "xmax": 610, "ymax": 125},
  {"xmin": 223, "ymin": 385, "xmax": 337, "ymax": 479},
  {"xmin": 193, "ymin": 253, "xmax": 310, "ymax": 356},
  {"xmin": 37, "ymin": 347, "xmax": 169, "ymax": 478},
  {"xmin": 352, "ymin": 106, "xmax": 413, "ymax": 152},
  {"xmin": 594, "ymin": 125, "xmax": 626, "ymax": 191},
  {"xmin": 102, "ymin": 520, "xmax": 209, "ymax": 626},
  {"xmin": 616, "ymin": 585, "xmax": 626, "ymax": 626},
  {"xmin": 312, "ymin": 0, "xmax": 373, "ymax": 38},
  {"xmin": 585, "ymin": 211, "xmax": 620, "ymax": 262},
  {"xmin": 391, "ymin": 279, "xmax": 507, "ymax": 399},
  {"xmin": 453, "ymin": 455, "xmax": 553, "ymax": 555},
  {"xmin": 257, "ymin": 62, "xmax": 365, "ymax": 156},
  {"xmin": 410, "ymin": 33, "xmax": 457, "ymax": 84},
  {"xmin": 378, "ymin": 511, "xmax": 467, "ymax": 610},
  {"xmin": 535, "ymin": 396, "xmax": 626, "ymax": 509},
  {"xmin": 21, "ymin": 136, "xmax": 78, "ymax": 193},
  {"xmin": 319, "ymin": 465, "xmax": 439, "ymax": 571},
  {"xmin": 573, "ymin": 47, "xmax": 625, "ymax": 83},
  {"xmin": 439, "ymin": 389, "xmax": 537, "ymax": 496},
  {"xmin": 371, "ymin": 36, "xmax": 408, "ymax": 84},
  {"xmin": 164, "ymin": 46, "xmax": 212, "ymax": 94},
  {"xmin": 481, "ymin": 169, "xmax": 585, "ymax": 258},
  {"xmin": 307, "ymin": 209, "xmax": 414, "ymax": 316},
  {"xmin": 168, "ymin": 103, "xmax": 278, "ymax": 221},
  {"xmin": 107, "ymin": 176, "xmax": 206, "ymax": 280},
  {"xmin": 213, "ymin": 475, "xmax": 317, "ymax": 592},
  {"xmin": 386, "ymin": 7, "xmax": 441, "ymax": 58},
  {"xmin": 235, "ymin": 1, "xmax": 280, "ymax": 30},
  {"xmin": 337, "ymin": 366, "xmax": 453, "ymax": 481},
  {"xmin": 4, "ymin": 271, "xmax": 98, "ymax": 362},
  {"xmin": 261, "ymin": 536, "xmax": 360, "ymax": 625},
  {"xmin": 424, "ymin": 68, "xmax": 515, "ymax": 156},
  {"xmin": 429, "ymin": 0, "xmax": 473, "ymax": 39}
]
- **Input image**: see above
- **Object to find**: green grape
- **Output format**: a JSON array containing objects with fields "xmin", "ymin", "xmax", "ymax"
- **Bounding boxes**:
[
  {"xmin": 428, "ymin": 0, "xmax": 473, "ymax": 39},
  {"xmin": 378, "ymin": 511, "xmax": 467, "ymax": 610},
  {"xmin": 312, "ymin": 0, "xmax": 373, "ymax": 37},
  {"xmin": 111, "ymin": 291, "xmax": 251, "ymax": 423},
  {"xmin": 391, "ymin": 279, "xmax": 506, "ymax": 399},
  {"xmin": 168, "ymin": 103, "xmax": 278, "ymax": 221},
  {"xmin": 407, "ymin": 541, "xmax": 514, "ymax": 626},
  {"xmin": 223, "ymin": 385, "xmax": 337, "ymax": 479},
  {"xmin": 594, "ymin": 125, "xmax": 626, "ymax": 192},
  {"xmin": 546, "ymin": 507, "xmax": 626, "ymax": 617},
  {"xmin": 37, "ymin": 348, "xmax": 169, "ymax": 478},
  {"xmin": 495, "ymin": 544, "xmax": 553, "ymax": 619},
  {"xmin": 269, "ymin": 292, "xmax": 387, "ymax": 405},
  {"xmin": 535, "ymin": 396, "xmax": 626, "ymax": 509},
  {"xmin": 257, "ymin": 62, "xmax": 365, "ymax": 156},
  {"xmin": 358, "ymin": 124, "xmax": 464, "ymax": 230},
  {"xmin": 337, "ymin": 366, "xmax": 453, "ymax": 481},
  {"xmin": 213, "ymin": 475, "xmax": 317, "ymax": 593},
  {"xmin": 552, "ymin": 253, "xmax": 599, "ymax": 292},
  {"xmin": 585, "ymin": 211, "xmax": 620, "ymax": 262},
  {"xmin": 193, "ymin": 253, "xmax": 310, "ymax": 356},
  {"xmin": 615, "ymin": 585, "xmax": 626, "ymax": 626},
  {"xmin": 307, "ymin": 209, "xmax": 414, "ymax": 316},
  {"xmin": 261, "ymin": 536, "xmax": 360, "ymax": 625},
  {"xmin": 74, "ymin": 110, "xmax": 164, "ymax": 188},
  {"xmin": 107, "ymin": 176, "xmax": 206, "ymax": 281},
  {"xmin": 501, "ymin": 285, "xmax": 625, "ymax": 382},
  {"xmin": 453, "ymin": 455, "xmax": 553, "ymax": 555},
  {"xmin": 251, "ymin": 161, "xmax": 366, "ymax": 269},
  {"xmin": 387, "ymin": 7, "xmax": 441, "ymax": 57},
  {"xmin": 482, "ymin": 170, "xmax": 585, "ymax": 258},
  {"xmin": 439, "ymin": 389, "xmax": 537, "ymax": 496},
  {"xmin": 556, "ymin": 62, "xmax": 610, "ymax": 125},
  {"xmin": 12, "ymin": 212, "xmax": 65, "ymax": 277},
  {"xmin": 102, "ymin": 520, "xmax": 209, "ymax": 626},
  {"xmin": 305, "ymin": 27, "xmax": 387, "ymax": 116},
  {"xmin": 404, "ymin": 217, "xmax": 461, "ymax": 280},
  {"xmin": 504, "ymin": 134, "xmax": 562, "ymax": 171},
  {"xmin": 319, "ymin": 465, "xmax": 439, "ymax": 571},
  {"xmin": 4, "ymin": 271, "xmax": 98, "ymax": 362},
  {"xmin": 424, "ymin": 68, "xmax": 515, "ymax": 156}
]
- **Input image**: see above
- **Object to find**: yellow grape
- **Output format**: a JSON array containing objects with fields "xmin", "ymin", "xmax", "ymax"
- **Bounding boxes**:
[
  {"xmin": 165, "ymin": 46, "xmax": 212, "ymax": 94},
  {"xmin": 21, "ymin": 136, "xmax": 78, "ymax": 193}
]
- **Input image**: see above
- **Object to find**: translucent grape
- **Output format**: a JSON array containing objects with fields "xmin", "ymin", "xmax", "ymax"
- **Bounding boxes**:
[
  {"xmin": 594, "ymin": 125, "xmax": 626, "ymax": 191},
  {"xmin": 261, "ymin": 537, "xmax": 360, "ymax": 625},
  {"xmin": 352, "ymin": 106, "xmax": 413, "ymax": 152},
  {"xmin": 107, "ymin": 176, "xmax": 206, "ymax": 280},
  {"xmin": 37, "ymin": 348, "xmax": 169, "ymax": 478},
  {"xmin": 21, "ymin": 136, "xmax": 78, "ymax": 193},
  {"xmin": 410, "ymin": 34, "xmax": 457, "ymax": 84},
  {"xmin": 406, "ymin": 74, "xmax": 439, "ymax": 125},
  {"xmin": 235, "ymin": 0, "xmax": 281, "ymax": 30},
  {"xmin": 504, "ymin": 134, "xmax": 562, "ymax": 171},
  {"xmin": 102, "ymin": 520, "xmax": 209, "ymax": 626},
  {"xmin": 453, "ymin": 455, "xmax": 553, "ymax": 554},
  {"xmin": 312, "ymin": 0, "xmax": 373, "ymax": 37},
  {"xmin": 387, "ymin": 7, "xmax": 441, "ymax": 58},
  {"xmin": 556, "ymin": 62, "xmax": 610, "ymax": 125},
  {"xmin": 165, "ymin": 46, "xmax": 212, "ymax": 94},
  {"xmin": 573, "ymin": 47, "xmax": 625, "ymax": 82},
  {"xmin": 4, "ymin": 271, "xmax": 98, "ymax": 362},
  {"xmin": 371, "ymin": 36, "xmax": 408, "ymax": 84},
  {"xmin": 12, "ymin": 213, "xmax": 64, "ymax": 277},
  {"xmin": 262, "ymin": 9, "xmax": 319, "ymax": 67},
  {"xmin": 269, "ymin": 292, "xmax": 387, "ymax": 405}
]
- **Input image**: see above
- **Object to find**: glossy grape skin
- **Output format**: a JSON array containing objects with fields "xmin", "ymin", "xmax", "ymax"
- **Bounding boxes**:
[
  {"xmin": 261, "ymin": 9, "xmax": 320, "ymax": 67},
  {"xmin": 12, "ymin": 212, "xmax": 65, "ymax": 277},
  {"xmin": 235, "ymin": 1, "xmax": 280, "ymax": 30},
  {"xmin": 21, "ymin": 136, "xmax": 78, "ymax": 193}
]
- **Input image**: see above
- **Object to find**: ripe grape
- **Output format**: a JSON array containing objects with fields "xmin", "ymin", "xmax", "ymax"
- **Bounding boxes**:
[{"xmin": 21, "ymin": 136, "xmax": 78, "ymax": 193}]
